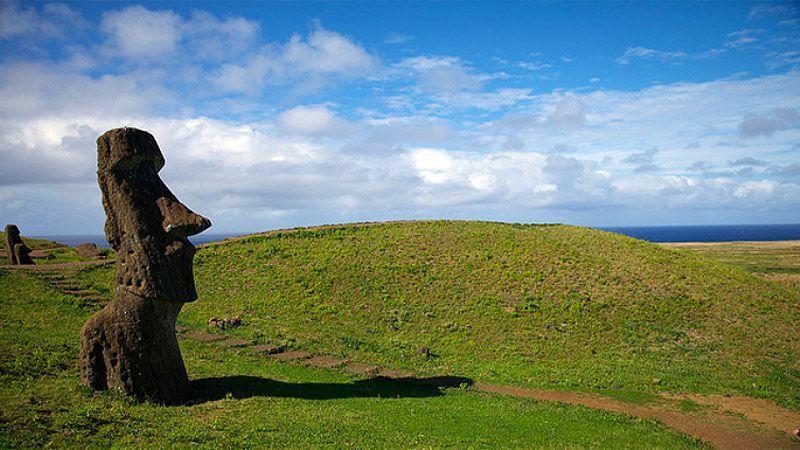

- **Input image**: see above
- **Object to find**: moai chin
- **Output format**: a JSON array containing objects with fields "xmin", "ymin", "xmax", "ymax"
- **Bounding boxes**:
[{"xmin": 79, "ymin": 127, "xmax": 211, "ymax": 403}]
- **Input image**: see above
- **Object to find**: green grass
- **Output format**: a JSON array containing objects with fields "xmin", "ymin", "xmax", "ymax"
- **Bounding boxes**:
[
  {"xmin": 0, "ymin": 232, "xmax": 112, "ymax": 264},
  {"xmin": 664, "ymin": 241, "xmax": 800, "ymax": 275},
  {"xmin": 0, "ymin": 269, "xmax": 703, "ymax": 448},
  {"xmin": 0, "ymin": 232, "xmax": 66, "ymax": 251},
  {"xmin": 72, "ymin": 221, "xmax": 800, "ymax": 410}
]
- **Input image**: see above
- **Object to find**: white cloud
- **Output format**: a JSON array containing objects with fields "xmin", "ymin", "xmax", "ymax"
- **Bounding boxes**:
[
  {"xmin": 277, "ymin": 105, "xmax": 350, "ymax": 136},
  {"xmin": 385, "ymin": 33, "xmax": 412, "ymax": 44},
  {"xmin": 1, "ymin": 5, "xmax": 799, "ymax": 232},
  {"xmin": 101, "ymin": 6, "xmax": 182, "ymax": 59},
  {"xmin": 0, "ymin": 1, "xmax": 85, "ymax": 40},
  {"xmin": 735, "ymin": 180, "xmax": 776, "ymax": 198},
  {"xmin": 212, "ymin": 26, "xmax": 378, "ymax": 94},
  {"xmin": 427, "ymin": 88, "xmax": 533, "ymax": 111},
  {"xmin": 748, "ymin": 3, "xmax": 798, "ymax": 20},
  {"xmin": 738, "ymin": 107, "xmax": 800, "ymax": 137},
  {"xmin": 518, "ymin": 61, "xmax": 552, "ymax": 71},
  {"xmin": 99, "ymin": 5, "xmax": 261, "ymax": 62},
  {"xmin": 616, "ymin": 47, "xmax": 687, "ymax": 65},
  {"xmin": 282, "ymin": 27, "xmax": 377, "ymax": 75},
  {"xmin": 398, "ymin": 56, "xmax": 483, "ymax": 92}
]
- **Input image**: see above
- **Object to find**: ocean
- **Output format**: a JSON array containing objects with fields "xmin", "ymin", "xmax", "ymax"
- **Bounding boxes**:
[
  {"xmin": 33, "ymin": 223, "xmax": 800, "ymax": 248},
  {"xmin": 598, "ymin": 223, "xmax": 800, "ymax": 243}
]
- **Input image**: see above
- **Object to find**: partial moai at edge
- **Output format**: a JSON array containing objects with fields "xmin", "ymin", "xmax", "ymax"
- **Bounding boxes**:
[
  {"xmin": 4, "ymin": 224, "xmax": 33, "ymax": 265},
  {"xmin": 79, "ymin": 127, "xmax": 211, "ymax": 403}
]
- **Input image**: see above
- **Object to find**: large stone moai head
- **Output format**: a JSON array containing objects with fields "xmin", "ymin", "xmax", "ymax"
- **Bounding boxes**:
[{"xmin": 97, "ymin": 128, "xmax": 211, "ymax": 302}]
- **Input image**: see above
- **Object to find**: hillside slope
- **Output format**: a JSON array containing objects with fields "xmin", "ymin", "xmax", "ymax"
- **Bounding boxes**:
[{"xmin": 83, "ymin": 220, "xmax": 800, "ymax": 408}]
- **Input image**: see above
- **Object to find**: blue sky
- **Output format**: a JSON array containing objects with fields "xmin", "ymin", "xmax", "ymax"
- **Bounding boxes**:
[{"xmin": 0, "ymin": 1, "xmax": 799, "ymax": 234}]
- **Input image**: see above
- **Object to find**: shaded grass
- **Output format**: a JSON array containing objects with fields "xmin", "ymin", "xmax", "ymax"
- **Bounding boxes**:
[{"xmin": 0, "ymin": 269, "xmax": 702, "ymax": 448}]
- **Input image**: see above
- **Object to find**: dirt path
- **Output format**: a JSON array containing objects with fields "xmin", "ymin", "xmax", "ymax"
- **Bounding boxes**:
[
  {"xmin": 19, "ymin": 265, "xmax": 800, "ymax": 449},
  {"xmin": 476, "ymin": 384, "xmax": 797, "ymax": 449},
  {"xmin": 0, "ymin": 260, "xmax": 111, "ymax": 271},
  {"xmin": 186, "ymin": 320, "xmax": 799, "ymax": 449}
]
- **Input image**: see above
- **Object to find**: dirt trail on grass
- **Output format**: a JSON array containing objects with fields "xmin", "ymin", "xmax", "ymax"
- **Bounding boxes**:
[
  {"xmin": 203, "ymin": 331, "xmax": 800, "ymax": 449},
  {"xmin": 0, "ymin": 260, "xmax": 112, "ymax": 270},
  {"xmin": 14, "ymin": 265, "xmax": 800, "ymax": 449},
  {"xmin": 476, "ymin": 384, "xmax": 797, "ymax": 449},
  {"xmin": 190, "ymin": 320, "xmax": 798, "ymax": 449}
]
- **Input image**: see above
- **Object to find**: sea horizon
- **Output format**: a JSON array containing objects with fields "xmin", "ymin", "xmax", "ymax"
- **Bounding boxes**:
[{"xmin": 31, "ymin": 222, "xmax": 800, "ymax": 248}]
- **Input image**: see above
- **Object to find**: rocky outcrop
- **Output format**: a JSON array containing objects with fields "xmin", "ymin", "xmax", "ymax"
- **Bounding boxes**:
[
  {"xmin": 74, "ymin": 243, "xmax": 103, "ymax": 259},
  {"xmin": 79, "ymin": 127, "xmax": 211, "ymax": 403}
]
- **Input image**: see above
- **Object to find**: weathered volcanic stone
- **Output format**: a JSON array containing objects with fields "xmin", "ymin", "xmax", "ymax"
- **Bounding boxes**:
[
  {"xmin": 14, "ymin": 243, "xmax": 34, "ymax": 265},
  {"xmin": 4, "ymin": 225, "xmax": 17, "ymax": 265},
  {"xmin": 79, "ymin": 127, "xmax": 211, "ymax": 403},
  {"xmin": 74, "ymin": 242, "xmax": 102, "ymax": 259},
  {"xmin": 4, "ymin": 224, "xmax": 33, "ymax": 265}
]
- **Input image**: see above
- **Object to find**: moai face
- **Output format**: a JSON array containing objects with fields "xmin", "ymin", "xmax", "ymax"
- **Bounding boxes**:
[{"xmin": 97, "ymin": 128, "xmax": 211, "ymax": 302}]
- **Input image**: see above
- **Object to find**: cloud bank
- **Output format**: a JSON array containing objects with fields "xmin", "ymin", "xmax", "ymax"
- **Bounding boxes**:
[{"xmin": 0, "ymin": 3, "xmax": 798, "ymax": 234}]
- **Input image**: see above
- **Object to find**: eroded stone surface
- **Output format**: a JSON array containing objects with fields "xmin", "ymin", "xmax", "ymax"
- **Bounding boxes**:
[
  {"xmin": 4, "ymin": 224, "xmax": 33, "ymax": 265},
  {"xmin": 79, "ymin": 127, "xmax": 211, "ymax": 403},
  {"xmin": 74, "ymin": 243, "xmax": 103, "ymax": 259}
]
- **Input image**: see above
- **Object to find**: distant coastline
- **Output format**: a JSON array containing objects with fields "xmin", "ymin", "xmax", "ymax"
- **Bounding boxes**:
[{"xmin": 32, "ymin": 223, "xmax": 800, "ymax": 248}]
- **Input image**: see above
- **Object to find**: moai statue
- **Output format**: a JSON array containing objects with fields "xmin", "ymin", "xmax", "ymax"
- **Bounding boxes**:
[
  {"xmin": 80, "ymin": 128, "xmax": 211, "ymax": 403},
  {"xmin": 4, "ymin": 224, "xmax": 33, "ymax": 265},
  {"xmin": 4, "ymin": 224, "xmax": 17, "ymax": 265}
]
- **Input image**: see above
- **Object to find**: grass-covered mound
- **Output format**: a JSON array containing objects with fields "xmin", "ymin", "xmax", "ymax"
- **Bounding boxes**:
[
  {"xmin": 0, "ymin": 231, "xmax": 87, "ymax": 264},
  {"xmin": 0, "ymin": 270, "xmax": 701, "ymax": 448},
  {"xmin": 82, "ymin": 221, "xmax": 800, "ymax": 408},
  {"xmin": 0, "ymin": 231, "xmax": 65, "ymax": 251}
]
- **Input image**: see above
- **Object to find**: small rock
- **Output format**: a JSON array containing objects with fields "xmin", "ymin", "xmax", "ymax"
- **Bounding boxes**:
[
  {"xmin": 74, "ymin": 243, "xmax": 103, "ymax": 259},
  {"xmin": 251, "ymin": 344, "xmax": 283, "ymax": 355},
  {"xmin": 208, "ymin": 316, "xmax": 242, "ymax": 330},
  {"xmin": 794, "ymin": 428, "xmax": 800, "ymax": 439},
  {"xmin": 417, "ymin": 347, "xmax": 430, "ymax": 358}
]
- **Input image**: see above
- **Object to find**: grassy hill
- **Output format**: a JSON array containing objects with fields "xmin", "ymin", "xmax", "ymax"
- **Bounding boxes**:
[
  {"xmin": 78, "ymin": 220, "xmax": 800, "ymax": 409},
  {"xmin": 0, "ymin": 231, "xmax": 107, "ymax": 264},
  {"xmin": 0, "ymin": 269, "xmax": 701, "ymax": 448},
  {"xmin": 4, "ymin": 219, "xmax": 799, "ymax": 447},
  {"xmin": 0, "ymin": 231, "xmax": 66, "ymax": 251}
]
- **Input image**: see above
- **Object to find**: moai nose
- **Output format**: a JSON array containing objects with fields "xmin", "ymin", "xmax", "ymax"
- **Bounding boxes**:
[{"xmin": 156, "ymin": 196, "xmax": 212, "ymax": 238}]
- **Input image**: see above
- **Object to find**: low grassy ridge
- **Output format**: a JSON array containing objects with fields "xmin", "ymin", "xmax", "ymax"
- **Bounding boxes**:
[
  {"xmin": 664, "ymin": 240, "xmax": 800, "ymax": 292},
  {"xmin": 0, "ymin": 232, "xmax": 65, "ymax": 251},
  {"xmin": 75, "ymin": 220, "xmax": 800, "ymax": 410},
  {"xmin": 0, "ymin": 232, "xmax": 81, "ymax": 264},
  {"xmin": 0, "ymin": 269, "xmax": 701, "ymax": 448}
]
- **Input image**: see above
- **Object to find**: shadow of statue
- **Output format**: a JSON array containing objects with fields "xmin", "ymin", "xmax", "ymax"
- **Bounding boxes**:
[{"xmin": 188, "ymin": 375, "xmax": 473, "ymax": 405}]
